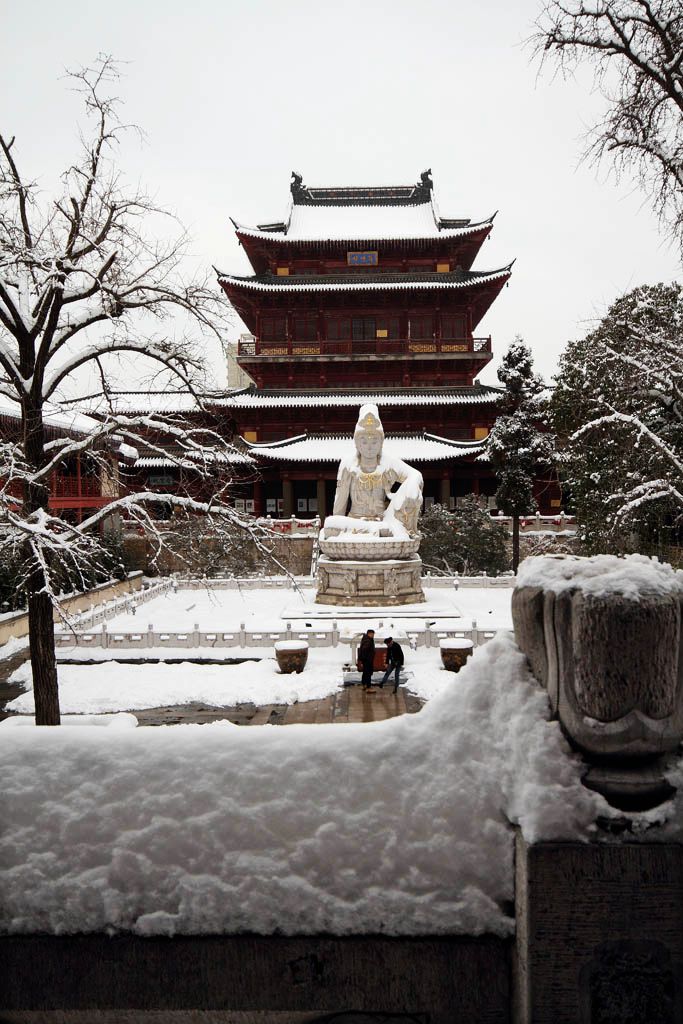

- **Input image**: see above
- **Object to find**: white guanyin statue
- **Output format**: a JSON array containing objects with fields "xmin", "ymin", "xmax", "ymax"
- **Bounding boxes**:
[
  {"xmin": 316, "ymin": 405, "xmax": 425, "ymax": 605},
  {"xmin": 322, "ymin": 404, "xmax": 423, "ymax": 541}
]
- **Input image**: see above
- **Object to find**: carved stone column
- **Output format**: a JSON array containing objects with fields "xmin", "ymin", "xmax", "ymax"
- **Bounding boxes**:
[{"xmin": 514, "ymin": 832, "xmax": 683, "ymax": 1023}]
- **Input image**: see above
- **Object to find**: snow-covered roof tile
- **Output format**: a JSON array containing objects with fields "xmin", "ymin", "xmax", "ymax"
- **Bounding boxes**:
[
  {"xmin": 78, "ymin": 393, "xmax": 209, "ymax": 415},
  {"xmin": 131, "ymin": 449, "xmax": 254, "ymax": 468},
  {"xmin": 245, "ymin": 432, "xmax": 486, "ymax": 463},
  {"xmin": 78, "ymin": 387, "xmax": 502, "ymax": 415},
  {"xmin": 131, "ymin": 446, "xmax": 253, "ymax": 466},
  {"xmin": 218, "ymin": 267, "xmax": 512, "ymax": 295},
  {"xmin": 236, "ymin": 206, "xmax": 493, "ymax": 244},
  {"xmin": 220, "ymin": 388, "xmax": 501, "ymax": 409},
  {"xmin": 0, "ymin": 395, "xmax": 101, "ymax": 437}
]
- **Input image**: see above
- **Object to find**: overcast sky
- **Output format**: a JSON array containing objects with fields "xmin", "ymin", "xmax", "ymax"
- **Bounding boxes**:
[{"xmin": 3, "ymin": 0, "xmax": 680, "ymax": 390}]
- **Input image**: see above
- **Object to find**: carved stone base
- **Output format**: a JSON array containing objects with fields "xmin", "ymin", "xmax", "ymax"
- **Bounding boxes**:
[{"xmin": 316, "ymin": 555, "xmax": 425, "ymax": 607}]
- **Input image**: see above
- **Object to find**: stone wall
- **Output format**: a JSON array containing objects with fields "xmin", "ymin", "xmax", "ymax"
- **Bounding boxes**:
[
  {"xmin": 123, "ymin": 532, "xmax": 314, "ymax": 578},
  {"xmin": 0, "ymin": 934, "xmax": 511, "ymax": 1024},
  {"xmin": 0, "ymin": 573, "xmax": 143, "ymax": 646}
]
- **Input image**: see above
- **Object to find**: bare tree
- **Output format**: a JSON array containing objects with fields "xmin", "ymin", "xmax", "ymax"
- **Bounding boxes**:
[
  {"xmin": 532, "ymin": 1, "xmax": 683, "ymax": 248},
  {"xmin": 0, "ymin": 57, "xmax": 261, "ymax": 725}
]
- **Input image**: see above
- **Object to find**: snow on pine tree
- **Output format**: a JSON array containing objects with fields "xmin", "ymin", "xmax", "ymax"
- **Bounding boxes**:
[
  {"xmin": 552, "ymin": 283, "xmax": 683, "ymax": 554},
  {"xmin": 0, "ymin": 59, "xmax": 262, "ymax": 725},
  {"xmin": 488, "ymin": 338, "xmax": 555, "ymax": 572}
]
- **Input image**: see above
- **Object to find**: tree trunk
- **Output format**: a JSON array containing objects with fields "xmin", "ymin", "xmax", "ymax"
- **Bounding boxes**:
[
  {"xmin": 23, "ymin": 394, "xmax": 61, "ymax": 725},
  {"xmin": 512, "ymin": 515, "xmax": 520, "ymax": 574},
  {"xmin": 28, "ymin": 589, "xmax": 60, "ymax": 725}
]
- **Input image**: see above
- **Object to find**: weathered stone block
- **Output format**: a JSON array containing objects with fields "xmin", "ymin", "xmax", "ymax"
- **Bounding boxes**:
[
  {"xmin": 0, "ymin": 933, "xmax": 511, "ymax": 1023},
  {"xmin": 514, "ymin": 833, "xmax": 683, "ymax": 1024}
]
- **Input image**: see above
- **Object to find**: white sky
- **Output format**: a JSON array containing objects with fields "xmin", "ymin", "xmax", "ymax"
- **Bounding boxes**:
[{"xmin": 3, "ymin": 0, "xmax": 680, "ymax": 390}]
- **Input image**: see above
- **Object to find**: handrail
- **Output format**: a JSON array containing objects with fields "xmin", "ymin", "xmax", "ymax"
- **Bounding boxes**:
[
  {"xmin": 55, "ymin": 620, "xmax": 498, "ymax": 651},
  {"xmin": 239, "ymin": 337, "xmax": 491, "ymax": 357},
  {"xmin": 53, "ymin": 477, "xmax": 103, "ymax": 497}
]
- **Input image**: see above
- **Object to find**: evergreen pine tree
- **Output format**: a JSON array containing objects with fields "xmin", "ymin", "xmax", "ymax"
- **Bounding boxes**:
[{"xmin": 488, "ymin": 338, "xmax": 555, "ymax": 571}]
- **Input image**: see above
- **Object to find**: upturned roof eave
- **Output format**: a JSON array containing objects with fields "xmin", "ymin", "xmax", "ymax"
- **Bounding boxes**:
[
  {"xmin": 240, "ymin": 431, "xmax": 488, "ymax": 463},
  {"xmin": 217, "ymin": 265, "xmax": 513, "ymax": 295},
  {"xmin": 232, "ymin": 216, "xmax": 495, "ymax": 246}
]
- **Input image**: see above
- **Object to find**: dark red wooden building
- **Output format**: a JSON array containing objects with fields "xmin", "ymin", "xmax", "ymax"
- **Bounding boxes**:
[
  {"xmin": 216, "ymin": 170, "xmax": 559, "ymax": 518},
  {"xmin": 0, "ymin": 398, "xmax": 119, "ymax": 524}
]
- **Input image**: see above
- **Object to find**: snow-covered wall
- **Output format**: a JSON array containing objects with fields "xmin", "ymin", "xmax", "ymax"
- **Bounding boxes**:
[{"xmin": 0, "ymin": 634, "xmax": 602, "ymax": 937}]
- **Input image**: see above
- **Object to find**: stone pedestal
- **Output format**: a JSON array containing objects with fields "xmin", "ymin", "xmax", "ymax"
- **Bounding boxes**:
[{"xmin": 316, "ymin": 555, "xmax": 425, "ymax": 607}]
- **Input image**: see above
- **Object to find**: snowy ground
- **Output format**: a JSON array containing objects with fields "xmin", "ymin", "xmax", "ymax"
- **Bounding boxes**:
[
  {"xmin": 0, "ymin": 633, "xmax": 607, "ymax": 937},
  {"xmin": 7, "ymin": 650, "xmax": 346, "ymax": 714},
  {"xmin": 7, "ymin": 647, "xmax": 461, "ymax": 715},
  {"xmin": 5, "ymin": 586, "xmax": 513, "ymax": 715},
  {"xmin": 91, "ymin": 585, "xmax": 513, "ymax": 634}
]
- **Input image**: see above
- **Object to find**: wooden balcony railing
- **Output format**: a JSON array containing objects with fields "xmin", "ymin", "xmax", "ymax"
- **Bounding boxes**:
[
  {"xmin": 53, "ymin": 477, "xmax": 102, "ymax": 498},
  {"xmin": 238, "ymin": 337, "xmax": 492, "ymax": 358}
]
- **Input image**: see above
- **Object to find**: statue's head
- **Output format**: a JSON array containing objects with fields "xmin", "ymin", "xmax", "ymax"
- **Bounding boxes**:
[{"xmin": 354, "ymin": 404, "xmax": 384, "ymax": 463}]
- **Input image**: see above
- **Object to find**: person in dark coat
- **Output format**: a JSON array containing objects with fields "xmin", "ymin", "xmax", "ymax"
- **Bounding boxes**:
[
  {"xmin": 379, "ymin": 636, "xmax": 405, "ymax": 694},
  {"xmin": 358, "ymin": 629, "xmax": 376, "ymax": 691}
]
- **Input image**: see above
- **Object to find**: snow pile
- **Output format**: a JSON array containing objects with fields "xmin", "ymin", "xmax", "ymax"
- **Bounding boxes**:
[
  {"xmin": 517, "ymin": 553, "xmax": 683, "ymax": 601},
  {"xmin": 0, "ymin": 633, "xmax": 605, "ymax": 937},
  {"xmin": 6, "ymin": 653, "xmax": 343, "ymax": 714}
]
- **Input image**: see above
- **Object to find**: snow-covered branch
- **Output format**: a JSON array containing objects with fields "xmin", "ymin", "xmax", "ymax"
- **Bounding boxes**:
[{"xmin": 532, "ymin": 0, "xmax": 683, "ymax": 247}]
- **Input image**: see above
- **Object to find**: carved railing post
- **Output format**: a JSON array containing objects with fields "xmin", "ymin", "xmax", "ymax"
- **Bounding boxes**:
[{"xmin": 512, "ymin": 554, "xmax": 683, "ymax": 809}]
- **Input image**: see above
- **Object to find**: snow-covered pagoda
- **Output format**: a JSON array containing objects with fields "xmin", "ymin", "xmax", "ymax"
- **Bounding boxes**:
[{"xmin": 216, "ymin": 170, "xmax": 542, "ymax": 519}]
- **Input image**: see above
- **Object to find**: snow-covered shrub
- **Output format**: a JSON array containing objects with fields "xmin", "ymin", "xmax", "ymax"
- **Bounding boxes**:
[{"xmin": 419, "ymin": 498, "xmax": 510, "ymax": 576}]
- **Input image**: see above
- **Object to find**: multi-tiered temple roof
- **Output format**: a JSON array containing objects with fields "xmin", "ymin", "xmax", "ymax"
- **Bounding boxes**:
[{"xmin": 219, "ymin": 173, "xmax": 512, "ymax": 403}]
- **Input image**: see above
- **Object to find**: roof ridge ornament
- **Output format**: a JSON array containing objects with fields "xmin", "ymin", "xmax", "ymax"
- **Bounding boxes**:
[
  {"xmin": 290, "ymin": 170, "xmax": 304, "ymax": 199},
  {"xmin": 287, "ymin": 170, "xmax": 437, "ymax": 207}
]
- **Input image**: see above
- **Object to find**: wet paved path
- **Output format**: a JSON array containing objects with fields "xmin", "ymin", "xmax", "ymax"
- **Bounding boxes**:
[{"xmin": 100, "ymin": 683, "xmax": 422, "ymax": 727}]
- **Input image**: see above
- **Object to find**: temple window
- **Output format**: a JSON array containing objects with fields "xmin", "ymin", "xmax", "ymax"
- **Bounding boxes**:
[
  {"xmin": 352, "ymin": 317, "xmax": 376, "ymax": 341},
  {"xmin": 441, "ymin": 315, "xmax": 466, "ymax": 339},
  {"xmin": 326, "ymin": 317, "xmax": 351, "ymax": 340},
  {"xmin": 409, "ymin": 315, "xmax": 433, "ymax": 340},
  {"xmin": 260, "ymin": 317, "xmax": 286, "ymax": 342},
  {"xmin": 376, "ymin": 316, "xmax": 400, "ymax": 339},
  {"xmin": 293, "ymin": 316, "xmax": 317, "ymax": 341}
]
